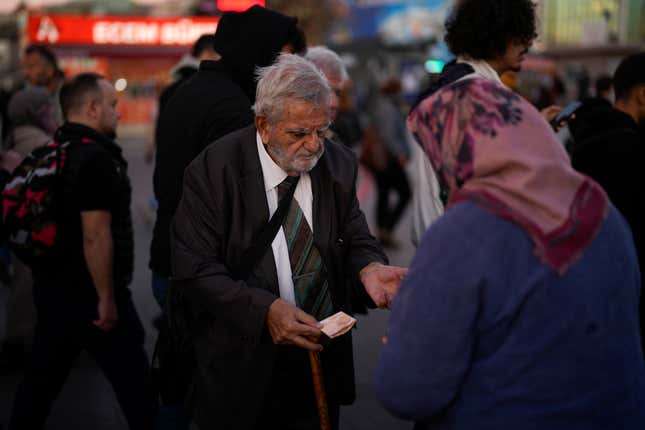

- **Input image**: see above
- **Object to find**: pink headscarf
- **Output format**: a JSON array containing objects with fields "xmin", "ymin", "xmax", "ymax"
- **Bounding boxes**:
[{"xmin": 408, "ymin": 78, "xmax": 608, "ymax": 274}]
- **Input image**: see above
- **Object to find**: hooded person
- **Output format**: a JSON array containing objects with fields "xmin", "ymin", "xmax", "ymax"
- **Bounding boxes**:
[
  {"xmin": 149, "ymin": 6, "xmax": 305, "ymax": 308},
  {"xmin": 5, "ymin": 86, "xmax": 58, "ymax": 157}
]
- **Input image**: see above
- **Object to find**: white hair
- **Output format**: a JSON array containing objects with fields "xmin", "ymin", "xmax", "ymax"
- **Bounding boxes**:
[
  {"xmin": 305, "ymin": 46, "xmax": 349, "ymax": 84},
  {"xmin": 253, "ymin": 53, "xmax": 332, "ymax": 124}
]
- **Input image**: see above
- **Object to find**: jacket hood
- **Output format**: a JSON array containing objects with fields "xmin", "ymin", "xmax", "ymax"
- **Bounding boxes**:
[
  {"xmin": 569, "ymin": 97, "xmax": 637, "ymax": 145},
  {"xmin": 213, "ymin": 5, "xmax": 299, "ymax": 102}
]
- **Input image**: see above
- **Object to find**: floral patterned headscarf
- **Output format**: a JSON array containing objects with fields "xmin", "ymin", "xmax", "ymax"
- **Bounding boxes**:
[{"xmin": 408, "ymin": 78, "xmax": 608, "ymax": 274}]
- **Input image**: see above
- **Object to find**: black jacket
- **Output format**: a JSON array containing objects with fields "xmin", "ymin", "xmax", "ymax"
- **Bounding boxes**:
[
  {"xmin": 569, "ymin": 98, "xmax": 645, "ymax": 338},
  {"xmin": 158, "ymin": 65, "xmax": 197, "ymax": 114},
  {"xmin": 569, "ymin": 98, "xmax": 644, "ymax": 267},
  {"xmin": 171, "ymin": 125, "xmax": 387, "ymax": 429},
  {"xmin": 150, "ymin": 7, "xmax": 300, "ymax": 276}
]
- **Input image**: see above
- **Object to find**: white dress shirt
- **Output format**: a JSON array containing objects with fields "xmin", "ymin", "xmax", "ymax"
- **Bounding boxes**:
[
  {"xmin": 411, "ymin": 57, "xmax": 502, "ymax": 245},
  {"xmin": 256, "ymin": 132, "xmax": 313, "ymax": 305}
]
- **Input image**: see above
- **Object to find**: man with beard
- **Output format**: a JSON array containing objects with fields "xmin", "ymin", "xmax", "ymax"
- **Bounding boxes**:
[
  {"xmin": 411, "ymin": 0, "xmax": 540, "ymax": 244},
  {"xmin": 9, "ymin": 73, "xmax": 153, "ymax": 429},
  {"xmin": 150, "ymin": 5, "xmax": 305, "ymax": 315},
  {"xmin": 171, "ymin": 54, "xmax": 406, "ymax": 430},
  {"xmin": 569, "ymin": 52, "xmax": 645, "ymax": 353}
]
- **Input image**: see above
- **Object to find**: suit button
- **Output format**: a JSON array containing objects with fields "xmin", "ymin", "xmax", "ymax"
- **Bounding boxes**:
[{"xmin": 336, "ymin": 238, "xmax": 344, "ymax": 245}]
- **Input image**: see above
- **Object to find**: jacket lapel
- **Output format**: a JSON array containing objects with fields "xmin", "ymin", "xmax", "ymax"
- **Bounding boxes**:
[{"xmin": 237, "ymin": 127, "xmax": 280, "ymax": 296}]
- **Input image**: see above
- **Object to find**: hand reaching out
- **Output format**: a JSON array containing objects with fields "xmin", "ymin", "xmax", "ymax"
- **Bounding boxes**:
[{"xmin": 360, "ymin": 262, "xmax": 408, "ymax": 309}]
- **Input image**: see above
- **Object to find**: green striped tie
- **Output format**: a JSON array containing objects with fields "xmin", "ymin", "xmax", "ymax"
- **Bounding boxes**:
[{"xmin": 277, "ymin": 177, "xmax": 333, "ymax": 320}]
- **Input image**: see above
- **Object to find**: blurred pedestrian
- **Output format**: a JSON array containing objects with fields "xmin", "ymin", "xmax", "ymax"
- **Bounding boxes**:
[
  {"xmin": 378, "ymin": 77, "xmax": 645, "ymax": 429},
  {"xmin": 595, "ymin": 74, "xmax": 613, "ymax": 102},
  {"xmin": 0, "ymin": 86, "xmax": 58, "ymax": 370},
  {"xmin": 9, "ymin": 73, "xmax": 154, "ymax": 430},
  {"xmin": 411, "ymin": 0, "xmax": 541, "ymax": 244},
  {"xmin": 171, "ymin": 53, "xmax": 405, "ymax": 430},
  {"xmin": 305, "ymin": 46, "xmax": 348, "ymax": 123},
  {"xmin": 305, "ymin": 46, "xmax": 362, "ymax": 149},
  {"xmin": 5, "ymin": 87, "xmax": 58, "ymax": 156},
  {"xmin": 21, "ymin": 45, "xmax": 65, "ymax": 124},
  {"xmin": 146, "ymin": 35, "xmax": 220, "ymax": 164},
  {"xmin": 150, "ymin": 6, "xmax": 306, "ymax": 315},
  {"xmin": 369, "ymin": 79, "xmax": 411, "ymax": 247},
  {"xmin": 569, "ymin": 52, "xmax": 645, "ymax": 353}
]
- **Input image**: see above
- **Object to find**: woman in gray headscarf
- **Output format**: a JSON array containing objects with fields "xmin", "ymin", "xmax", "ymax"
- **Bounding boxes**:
[
  {"xmin": 0, "ymin": 87, "xmax": 57, "ymax": 366},
  {"xmin": 5, "ymin": 87, "xmax": 58, "ymax": 158}
]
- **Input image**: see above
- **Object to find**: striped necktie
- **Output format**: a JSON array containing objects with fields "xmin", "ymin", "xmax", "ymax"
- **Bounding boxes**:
[{"xmin": 277, "ymin": 176, "xmax": 333, "ymax": 320}]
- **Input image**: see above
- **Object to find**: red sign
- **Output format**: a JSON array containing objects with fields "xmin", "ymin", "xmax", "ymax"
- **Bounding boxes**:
[
  {"xmin": 217, "ymin": 0, "xmax": 265, "ymax": 12},
  {"xmin": 27, "ymin": 15, "xmax": 219, "ymax": 47}
]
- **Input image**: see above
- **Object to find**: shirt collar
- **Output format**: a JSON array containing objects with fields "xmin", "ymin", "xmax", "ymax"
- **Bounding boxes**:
[
  {"xmin": 456, "ymin": 56, "xmax": 503, "ymax": 84},
  {"xmin": 256, "ymin": 132, "xmax": 288, "ymax": 193}
]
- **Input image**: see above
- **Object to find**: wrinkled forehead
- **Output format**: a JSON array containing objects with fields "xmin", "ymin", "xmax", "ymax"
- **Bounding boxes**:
[{"xmin": 274, "ymin": 98, "xmax": 331, "ymax": 128}]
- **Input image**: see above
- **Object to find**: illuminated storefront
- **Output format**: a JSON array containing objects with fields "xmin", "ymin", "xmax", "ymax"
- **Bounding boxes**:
[
  {"xmin": 541, "ymin": 0, "xmax": 644, "ymax": 47},
  {"xmin": 24, "ymin": 14, "xmax": 220, "ymax": 125}
]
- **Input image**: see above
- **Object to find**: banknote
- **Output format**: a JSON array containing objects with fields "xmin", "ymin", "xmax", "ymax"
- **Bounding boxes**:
[{"xmin": 318, "ymin": 311, "xmax": 357, "ymax": 339}]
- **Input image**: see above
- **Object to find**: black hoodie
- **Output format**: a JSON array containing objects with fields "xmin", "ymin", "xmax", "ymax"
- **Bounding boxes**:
[
  {"xmin": 150, "ymin": 6, "xmax": 299, "ymax": 277},
  {"xmin": 213, "ymin": 5, "xmax": 300, "ymax": 103}
]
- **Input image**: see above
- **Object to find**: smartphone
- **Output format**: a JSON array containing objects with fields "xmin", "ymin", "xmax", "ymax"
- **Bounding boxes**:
[{"xmin": 552, "ymin": 101, "xmax": 583, "ymax": 127}]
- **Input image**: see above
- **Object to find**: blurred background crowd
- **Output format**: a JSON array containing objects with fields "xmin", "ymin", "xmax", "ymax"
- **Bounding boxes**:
[{"xmin": 0, "ymin": 0, "xmax": 643, "ymax": 139}]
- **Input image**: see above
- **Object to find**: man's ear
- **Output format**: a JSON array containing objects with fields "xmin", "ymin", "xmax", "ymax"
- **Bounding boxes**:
[
  {"xmin": 255, "ymin": 115, "xmax": 270, "ymax": 145},
  {"xmin": 86, "ymin": 97, "xmax": 100, "ymax": 120}
]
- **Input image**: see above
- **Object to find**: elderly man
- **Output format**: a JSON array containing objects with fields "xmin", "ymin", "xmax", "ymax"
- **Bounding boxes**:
[{"xmin": 171, "ymin": 54, "xmax": 406, "ymax": 430}]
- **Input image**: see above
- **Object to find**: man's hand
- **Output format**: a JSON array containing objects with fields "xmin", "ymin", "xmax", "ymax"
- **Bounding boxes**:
[
  {"xmin": 360, "ymin": 262, "xmax": 408, "ymax": 308},
  {"xmin": 267, "ymin": 299, "xmax": 323, "ymax": 351},
  {"xmin": 93, "ymin": 297, "xmax": 119, "ymax": 332}
]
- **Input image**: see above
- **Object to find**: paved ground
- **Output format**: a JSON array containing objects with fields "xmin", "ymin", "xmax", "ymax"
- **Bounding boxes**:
[{"xmin": 0, "ymin": 135, "xmax": 419, "ymax": 430}]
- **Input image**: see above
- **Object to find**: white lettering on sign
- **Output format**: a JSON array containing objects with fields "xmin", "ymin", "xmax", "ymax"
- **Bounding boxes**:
[
  {"xmin": 92, "ymin": 20, "xmax": 217, "ymax": 46},
  {"xmin": 36, "ymin": 16, "xmax": 59, "ymax": 43},
  {"xmin": 160, "ymin": 20, "xmax": 217, "ymax": 45},
  {"xmin": 93, "ymin": 21, "xmax": 160, "ymax": 45}
]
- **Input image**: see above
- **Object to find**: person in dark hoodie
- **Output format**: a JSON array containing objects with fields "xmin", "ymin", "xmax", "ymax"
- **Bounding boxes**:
[
  {"xmin": 569, "ymin": 52, "xmax": 645, "ymax": 353},
  {"xmin": 149, "ymin": 6, "xmax": 305, "ymax": 312}
]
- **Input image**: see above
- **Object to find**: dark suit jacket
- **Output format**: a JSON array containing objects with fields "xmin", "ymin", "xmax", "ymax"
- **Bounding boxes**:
[{"xmin": 171, "ymin": 125, "xmax": 387, "ymax": 429}]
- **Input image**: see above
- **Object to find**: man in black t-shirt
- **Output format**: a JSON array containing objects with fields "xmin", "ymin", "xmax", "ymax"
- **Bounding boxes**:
[{"xmin": 9, "ymin": 73, "xmax": 154, "ymax": 430}]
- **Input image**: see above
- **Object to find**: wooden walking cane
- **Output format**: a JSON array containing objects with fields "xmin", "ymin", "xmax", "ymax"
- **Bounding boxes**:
[
  {"xmin": 309, "ymin": 350, "xmax": 331, "ymax": 430},
  {"xmin": 308, "ymin": 311, "xmax": 357, "ymax": 430}
]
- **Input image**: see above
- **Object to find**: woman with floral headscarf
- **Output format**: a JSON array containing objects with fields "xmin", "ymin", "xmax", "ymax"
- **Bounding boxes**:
[{"xmin": 376, "ymin": 78, "xmax": 645, "ymax": 429}]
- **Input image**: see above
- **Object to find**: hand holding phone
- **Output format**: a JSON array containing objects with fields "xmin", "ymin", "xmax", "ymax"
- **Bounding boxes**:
[{"xmin": 550, "ymin": 101, "xmax": 582, "ymax": 130}]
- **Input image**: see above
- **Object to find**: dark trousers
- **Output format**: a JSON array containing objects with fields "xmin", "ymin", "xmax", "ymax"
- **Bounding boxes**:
[
  {"xmin": 254, "ymin": 346, "xmax": 340, "ymax": 430},
  {"xmin": 9, "ymin": 297, "xmax": 154, "ymax": 430},
  {"xmin": 375, "ymin": 157, "xmax": 411, "ymax": 231}
]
